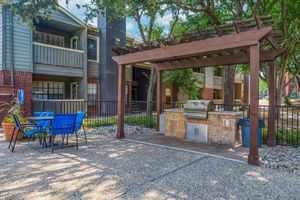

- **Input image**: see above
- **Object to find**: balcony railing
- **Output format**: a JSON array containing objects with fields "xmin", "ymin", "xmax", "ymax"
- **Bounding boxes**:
[
  {"xmin": 213, "ymin": 76, "xmax": 223, "ymax": 89},
  {"xmin": 194, "ymin": 73, "xmax": 205, "ymax": 88},
  {"xmin": 33, "ymin": 42, "xmax": 84, "ymax": 68}
]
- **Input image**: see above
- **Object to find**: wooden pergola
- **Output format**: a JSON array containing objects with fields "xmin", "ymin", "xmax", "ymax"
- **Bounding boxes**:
[{"xmin": 112, "ymin": 16, "xmax": 285, "ymax": 166}]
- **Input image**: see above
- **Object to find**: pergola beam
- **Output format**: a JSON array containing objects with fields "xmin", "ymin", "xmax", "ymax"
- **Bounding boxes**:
[
  {"xmin": 113, "ymin": 27, "xmax": 272, "ymax": 65},
  {"xmin": 154, "ymin": 49, "xmax": 286, "ymax": 71}
]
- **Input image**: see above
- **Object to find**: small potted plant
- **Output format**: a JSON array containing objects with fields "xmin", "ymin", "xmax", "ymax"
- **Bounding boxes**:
[
  {"xmin": 1, "ymin": 99, "xmax": 27, "ymax": 142},
  {"xmin": 2, "ymin": 116, "xmax": 28, "ymax": 142}
]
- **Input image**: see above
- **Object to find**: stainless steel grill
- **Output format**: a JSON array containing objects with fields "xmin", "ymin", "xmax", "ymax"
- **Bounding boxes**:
[{"xmin": 184, "ymin": 100, "xmax": 215, "ymax": 119}]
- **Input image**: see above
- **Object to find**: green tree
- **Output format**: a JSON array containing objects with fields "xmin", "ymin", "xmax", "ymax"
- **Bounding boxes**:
[{"xmin": 163, "ymin": 69, "xmax": 202, "ymax": 100}]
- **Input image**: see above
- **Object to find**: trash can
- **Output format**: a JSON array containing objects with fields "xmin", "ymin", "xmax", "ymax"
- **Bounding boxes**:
[{"xmin": 238, "ymin": 118, "xmax": 265, "ymax": 147}]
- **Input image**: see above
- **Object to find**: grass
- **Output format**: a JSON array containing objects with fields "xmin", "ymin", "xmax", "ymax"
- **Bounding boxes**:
[
  {"xmin": 262, "ymin": 127, "xmax": 300, "ymax": 146},
  {"xmin": 276, "ymin": 128, "xmax": 300, "ymax": 146},
  {"xmin": 83, "ymin": 114, "xmax": 157, "ymax": 129}
]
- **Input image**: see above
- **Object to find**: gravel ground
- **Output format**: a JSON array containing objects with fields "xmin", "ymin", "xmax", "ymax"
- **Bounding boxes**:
[
  {"xmin": 262, "ymin": 145, "xmax": 300, "ymax": 175},
  {"xmin": 86, "ymin": 125, "xmax": 157, "ymax": 138},
  {"xmin": 0, "ymin": 129, "xmax": 300, "ymax": 199}
]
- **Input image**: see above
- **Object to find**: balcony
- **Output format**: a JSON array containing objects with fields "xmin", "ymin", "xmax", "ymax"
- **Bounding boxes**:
[
  {"xmin": 33, "ymin": 42, "xmax": 84, "ymax": 68},
  {"xmin": 194, "ymin": 73, "xmax": 205, "ymax": 88},
  {"xmin": 213, "ymin": 76, "xmax": 223, "ymax": 89},
  {"xmin": 235, "ymin": 73, "xmax": 243, "ymax": 82}
]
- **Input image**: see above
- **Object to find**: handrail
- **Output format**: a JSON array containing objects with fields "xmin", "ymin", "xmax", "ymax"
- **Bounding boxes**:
[{"xmin": 33, "ymin": 42, "xmax": 84, "ymax": 53}]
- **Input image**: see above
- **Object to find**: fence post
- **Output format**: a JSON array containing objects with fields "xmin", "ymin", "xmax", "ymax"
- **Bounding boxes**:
[{"xmin": 267, "ymin": 61, "xmax": 276, "ymax": 147}]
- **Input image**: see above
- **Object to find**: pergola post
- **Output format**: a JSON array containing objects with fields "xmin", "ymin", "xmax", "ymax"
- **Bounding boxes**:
[
  {"xmin": 267, "ymin": 61, "xmax": 276, "ymax": 147},
  {"xmin": 248, "ymin": 44, "xmax": 260, "ymax": 166},
  {"xmin": 156, "ymin": 70, "xmax": 162, "ymax": 131},
  {"xmin": 117, "ymin": 64, "xmax": 126, "ymax": 139}
]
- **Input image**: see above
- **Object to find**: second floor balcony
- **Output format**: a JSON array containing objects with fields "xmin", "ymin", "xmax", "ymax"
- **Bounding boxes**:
[
  {"xmin": 33, "ymin": 42, "xmax": 84, "ymax": 69},
  {"xmin": 32, "ymin": 20, "xmax": 86, "ymax": 77}
]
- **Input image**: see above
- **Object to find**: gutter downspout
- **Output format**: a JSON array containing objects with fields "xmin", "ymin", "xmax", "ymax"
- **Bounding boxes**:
[
  {"xmin": 2, "ymin": 8, "xmax": 6, "ymax": 72},
  {"xmin": 10, "ymin": 11, "xmax": 14, "ymax": 86}
]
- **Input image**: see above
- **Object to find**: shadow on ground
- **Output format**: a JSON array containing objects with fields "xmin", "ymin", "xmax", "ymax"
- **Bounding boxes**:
[{"xmin": 0, "ymin": 132, "xmax": 299, "ymax": 200}]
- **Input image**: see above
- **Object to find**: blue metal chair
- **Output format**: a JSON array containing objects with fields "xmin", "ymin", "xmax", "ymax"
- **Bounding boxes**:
[
  {"xmin": 33, "ymin": 112, "xmax": 54, "ymax": 130},
  {"xmin": 9, "ymin": 114, "xmax": 47, "ymax": 152},
  {"xmin": 75, "ymin": 111, "xmax": 87, "ymax": 143},
  {"xmin": 48, "ymin": 114, "xmax": 77, "ymax": 153}
]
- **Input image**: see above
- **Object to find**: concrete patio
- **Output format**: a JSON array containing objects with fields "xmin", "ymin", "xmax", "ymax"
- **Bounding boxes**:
[{"xmin": 0, "ymin": 133, "xmax": 299, "ymax": 200}]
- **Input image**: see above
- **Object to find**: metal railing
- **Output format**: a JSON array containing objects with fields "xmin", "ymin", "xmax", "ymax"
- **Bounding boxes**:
[
  {"xmin": 31, "ymin": 100, "xmax": 300, "ymax": 146},
  {"xmin": 32, "ymin": 100, "xmax": 157, "ymax": 129}
]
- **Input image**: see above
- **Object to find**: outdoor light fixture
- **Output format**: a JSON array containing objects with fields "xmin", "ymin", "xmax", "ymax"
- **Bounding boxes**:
[{"xmin": 114, "ymin": 38, "xmax": 121, "ymax": 45}]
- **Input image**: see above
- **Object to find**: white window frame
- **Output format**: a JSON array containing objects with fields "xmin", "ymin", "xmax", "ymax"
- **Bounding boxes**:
[
  {"xmin": 32, "ymin": 81, "xmax": 65, "ymax": 100},
  {"xmin": 70, "ymin": 35, "xmax": 78, "ymax": 50},
  {"xmin": 87, "ymin": 35, "xmax": 99, "ymax": 63},
  {"xmin": 70, "ymin": 82, "xmax": 78, "ymax": 99}
]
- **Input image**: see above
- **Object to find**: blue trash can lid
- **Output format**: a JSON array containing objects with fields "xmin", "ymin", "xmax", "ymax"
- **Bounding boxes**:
[{"xmin": 238, "ymin": 118, "xmax": 265, "ymax": 128}]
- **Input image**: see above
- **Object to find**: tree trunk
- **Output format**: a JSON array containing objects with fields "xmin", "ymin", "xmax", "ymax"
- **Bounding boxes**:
[
  {"xmin": 223, "ymin": 65, "xmax": 236, "ymax": 111},
  {"xmin": 146, "ymin": 67, "xmax": 156, "ymax": 114},
  {"xmin": 243, "ymin": 75, "xmax": 249, "ymax": 104}
]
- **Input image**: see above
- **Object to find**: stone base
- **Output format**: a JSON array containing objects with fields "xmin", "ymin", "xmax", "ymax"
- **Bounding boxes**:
[
  {"xmin": 163, "ymin": 109, "xmax": 242, "ymax": 146},
  {"xmin": 164, "ymin": 110, "xmax": 185, "ymax": 139}
]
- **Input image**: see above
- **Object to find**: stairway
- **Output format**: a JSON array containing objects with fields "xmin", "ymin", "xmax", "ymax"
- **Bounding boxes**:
[{"xmin": 131, "ymin": 102, "xmax": 141, "ymax": 113}]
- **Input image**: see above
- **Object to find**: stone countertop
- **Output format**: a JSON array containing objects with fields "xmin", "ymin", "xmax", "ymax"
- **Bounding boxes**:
[
  {"xmin": 163, "ymin": 109, "xmax": 242, "ymax": 116},
  {"xmin": 163, "ymin": 108, "xmax": 184, "ymax": 113},
  {"xmin": 208, "ymin": 111, "xmax": 242, "ymax": 116}
]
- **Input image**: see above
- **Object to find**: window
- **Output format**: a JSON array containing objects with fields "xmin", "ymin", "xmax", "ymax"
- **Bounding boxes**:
[
  {"xmin": 88, "ymin": 83, "xmax": 97, "ymax": 102},
  {"xmin": 87, "ymin": 36, "xmax": 99, "ymax": 62},
  {"xmin": 32, "ymin": 81, "xmax": 64, "ymax": 100},
  {"xmin": 193, "ymin": 67, "xmax": 205, "ymax": 74},
  {"xmin": 213, "ymin": 89, "xmax": 222, "ymax": 99},
  {"xmin": 33, "ymin": 31, "xmax": 65, "ymax": 47}
]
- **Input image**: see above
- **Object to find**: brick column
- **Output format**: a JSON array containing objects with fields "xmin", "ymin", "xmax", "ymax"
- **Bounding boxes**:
[
  {"xmin": 201, "ymin": 88, "xmax": 214, "ymax": 100},
  {"xmin": 0, "ymin": 70, "xmax": 32, "ymax": 117}
]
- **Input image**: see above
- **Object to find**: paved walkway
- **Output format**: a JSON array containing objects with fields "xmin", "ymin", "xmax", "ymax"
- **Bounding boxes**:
[{"xmin": 0, "ymin": 134, "xmax": 299, "ymax": 200}]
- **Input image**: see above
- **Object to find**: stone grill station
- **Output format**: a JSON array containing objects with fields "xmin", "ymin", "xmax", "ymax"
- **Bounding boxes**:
[{"xmin": 162, "ymin": 100, "xmax": 242, "ymax": 146}]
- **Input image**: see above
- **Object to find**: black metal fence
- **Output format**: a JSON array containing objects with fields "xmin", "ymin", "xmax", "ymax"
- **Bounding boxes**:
[
  {"xmin": 32, "ymin": 100, "xmax": 157, "ymax": 129},
  {"xmin": 31, "ymin": 100, "xmax": 300, "ymax": 146},
  {"xmin": 214, "ymin": 104, "xmax": 300, "ymax": 146}
]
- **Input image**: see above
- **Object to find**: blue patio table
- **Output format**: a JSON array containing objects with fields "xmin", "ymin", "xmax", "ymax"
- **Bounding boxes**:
[{"xmin": 25, "ymin": 116, "xmax": 54, "ymax": 147}]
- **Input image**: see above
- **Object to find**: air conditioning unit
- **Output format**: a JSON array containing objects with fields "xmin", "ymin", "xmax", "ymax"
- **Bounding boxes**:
[{"xmin": 185, "ymin": 123, "xmax": 208, "ymax": 143}]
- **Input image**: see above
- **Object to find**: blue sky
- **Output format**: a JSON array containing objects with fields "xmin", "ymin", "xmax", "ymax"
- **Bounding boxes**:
[
  {"xmin": 59, "ymin": 0, "xmax": 140, "ymax": 38},
  {"xmin": 59, "ymin": 0, "xmax": 176, "ymax": 40}
]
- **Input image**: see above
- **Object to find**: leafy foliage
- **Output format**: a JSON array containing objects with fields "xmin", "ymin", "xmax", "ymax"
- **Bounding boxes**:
[{"xmin": 163, "ymin": 69, "xmax": 202, "ymax": 99}]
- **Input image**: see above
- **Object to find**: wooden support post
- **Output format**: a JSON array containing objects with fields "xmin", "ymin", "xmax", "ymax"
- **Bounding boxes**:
[
  {"xmin": 267, "ymin": 61, "xmax": 276, "ymax": 147},
  {"xmin": 248, "ymin": 44, "xmax": 260, "ymax": 166},
  {"xmin": 156, "ymin": 70, "xmax": 162, "ymax": 131},
  {"xmin": 117, "ymin": 64, "xmax": 125, "ymax": 139}
]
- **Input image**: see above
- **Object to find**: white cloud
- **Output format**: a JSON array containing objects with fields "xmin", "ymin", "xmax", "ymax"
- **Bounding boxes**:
[
  {"xmin": 59, "ymin": 0, "xmax": 97, "ymax": 26},
  {"xmin": 126, "ymin": 22, "xmax": 134, "ymax": 31},
  {"xmin": 157, "ymin": 13, "xmax": 173, "ymax": 26},
  {"xmin": 156, "ymin": 12, "xmax": 187, "ymax": 27}
]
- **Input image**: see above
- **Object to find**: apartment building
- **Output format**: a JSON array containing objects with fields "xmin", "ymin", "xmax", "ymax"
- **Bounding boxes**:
[{"xmin": 162, "ymin": 67, "xmax": 244, "ymax": 107}]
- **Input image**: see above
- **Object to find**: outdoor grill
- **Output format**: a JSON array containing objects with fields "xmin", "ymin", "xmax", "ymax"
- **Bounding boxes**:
[{"xmin": 184, "ymin": 100, "xmax": 215, "ymax": 119}]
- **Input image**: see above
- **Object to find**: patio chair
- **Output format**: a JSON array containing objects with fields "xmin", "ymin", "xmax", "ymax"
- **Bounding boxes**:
[
  {"xmin": 75, "ymin": 111, "xmax": 87, "ymax": 143},
  {"xmin": 9, "ymin": 114, "xmax": 47, "ymax": 152},
  {"xmin": 48, "ymin": 114, "xmax": 77, "ymax": 153},
  {"xmin": 33, "ymin": 112, "xmax": 54, "ymax": 130}
]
